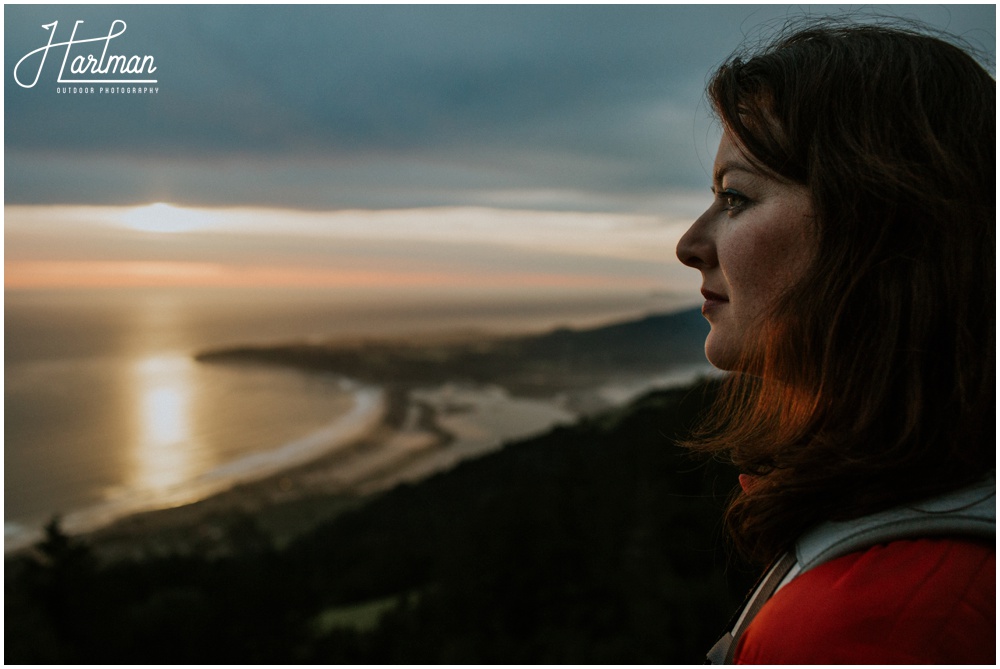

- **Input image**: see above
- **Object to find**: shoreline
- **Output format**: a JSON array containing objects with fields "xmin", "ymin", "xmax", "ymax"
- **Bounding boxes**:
[
  {"xmin": 4, "ymin": 382, "xmax": 388, "ymax": 557},
  {"xmin": 12, "ymin": 379, "xmax": 580, "ymax": 563},
  {"xmin": 9, "ymin": 365, "xmax": 714, "ymax": 563}
]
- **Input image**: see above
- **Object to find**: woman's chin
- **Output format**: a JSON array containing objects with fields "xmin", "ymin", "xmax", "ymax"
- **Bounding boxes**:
[{"xmin": 703, "ymin": 336, "xmax": 739, "ymax": 371}]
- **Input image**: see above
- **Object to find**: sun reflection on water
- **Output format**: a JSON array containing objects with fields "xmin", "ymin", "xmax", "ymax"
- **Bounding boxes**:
[{"xmin": 130, "ymin": 355, "xmax": 201, "ymax": 492}]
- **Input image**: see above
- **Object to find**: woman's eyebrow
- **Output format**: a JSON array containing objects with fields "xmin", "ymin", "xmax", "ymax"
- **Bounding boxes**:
[{"xmin": 713, "ymin": 162, "xmax": 756, "ymax": 187}]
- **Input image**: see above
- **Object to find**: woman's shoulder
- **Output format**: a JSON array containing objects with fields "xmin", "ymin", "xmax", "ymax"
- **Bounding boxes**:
[{"xmin": 734, "ymin": 538, "xmax": 995, "ymax": 664}]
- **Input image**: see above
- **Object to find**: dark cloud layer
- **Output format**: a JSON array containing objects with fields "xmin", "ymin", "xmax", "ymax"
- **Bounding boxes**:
[{"xmin": 5, "ymin": 4, "xmax": 994, "ymax": 210}]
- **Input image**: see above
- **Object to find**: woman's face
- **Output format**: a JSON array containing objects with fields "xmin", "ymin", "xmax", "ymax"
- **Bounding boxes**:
[{"xmin": 676, "ymin": 131, "xmax": 815, "ymax": 370}]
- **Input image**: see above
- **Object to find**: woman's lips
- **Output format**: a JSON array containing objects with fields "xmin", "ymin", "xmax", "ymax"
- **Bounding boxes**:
[{"xmin": 701, "ymin": 289, "xmax": 728, "ymax": 315}]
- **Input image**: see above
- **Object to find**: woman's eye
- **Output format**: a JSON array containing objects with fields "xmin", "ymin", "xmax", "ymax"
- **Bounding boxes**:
[{"xmin": 717, "ymin": 189, "xmax": 748, "ymax": 212}]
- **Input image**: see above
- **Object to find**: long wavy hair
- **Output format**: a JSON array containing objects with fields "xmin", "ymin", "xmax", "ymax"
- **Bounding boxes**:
[{"xmin": 688, "ymin": 22, "xmax": 996, "ymax": 564}]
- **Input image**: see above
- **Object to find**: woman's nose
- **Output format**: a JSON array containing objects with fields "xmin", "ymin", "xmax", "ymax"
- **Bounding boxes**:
[{"xmin": 676, "ymin": 210, "xmax": 716, "ymax": 270}]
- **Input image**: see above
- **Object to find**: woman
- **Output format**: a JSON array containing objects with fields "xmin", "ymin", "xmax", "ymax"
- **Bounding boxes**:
[{"xmin": 675, "ymin": 22, "xmax": 995, "ymax": 664}]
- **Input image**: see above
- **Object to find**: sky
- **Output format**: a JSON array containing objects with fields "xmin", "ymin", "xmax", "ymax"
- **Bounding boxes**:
[{"xmin": 5, "ymin": 4, "xmax": 996, "ymax": 296}]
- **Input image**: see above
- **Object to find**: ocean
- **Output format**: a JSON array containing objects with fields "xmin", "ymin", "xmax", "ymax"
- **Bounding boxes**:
[{"xmin": 5, "ymin": 286, "xmax": 688, "ymax": 550}]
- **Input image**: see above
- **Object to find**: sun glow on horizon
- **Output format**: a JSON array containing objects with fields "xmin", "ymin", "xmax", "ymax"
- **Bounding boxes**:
[
  {"xmin": 5, "ymin": 202, "xmax": 700, "ymax": 292},
  {"xmin": 119, "ymin": 202, "xmax": 221, "ymax": 233}
]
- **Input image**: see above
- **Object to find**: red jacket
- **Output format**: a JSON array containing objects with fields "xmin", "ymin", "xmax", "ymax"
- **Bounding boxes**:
[{"xmin": 734, "ymin": 538, "xmax": 995, "ymax": 664}]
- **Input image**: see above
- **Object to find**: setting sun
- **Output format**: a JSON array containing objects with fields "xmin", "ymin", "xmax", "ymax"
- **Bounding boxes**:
[{"xmin": 119, "ymin": 202, "xmax": 220, "ymax": 233}]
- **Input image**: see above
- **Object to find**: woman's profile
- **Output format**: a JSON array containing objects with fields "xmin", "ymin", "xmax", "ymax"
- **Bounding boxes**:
[{"xmin": 675, "ymin": 21, "xmax": 995, "ymax": 664}]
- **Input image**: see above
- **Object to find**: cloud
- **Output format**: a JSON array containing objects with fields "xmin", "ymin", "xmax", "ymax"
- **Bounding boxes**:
[{"xmin": 5, "ymin": 5, "xmax": 995, "ymax": 210}]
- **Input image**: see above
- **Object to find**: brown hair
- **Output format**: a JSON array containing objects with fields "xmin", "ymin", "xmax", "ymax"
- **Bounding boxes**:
[{"xmin": 690, "ymin": 22, "xmax": 996, "ymax": 564}]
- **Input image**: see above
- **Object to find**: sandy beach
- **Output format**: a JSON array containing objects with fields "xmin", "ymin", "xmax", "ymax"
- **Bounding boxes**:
[{"xmin": 62, "ymin": 380, "xmax": 579, "ymax": 562}]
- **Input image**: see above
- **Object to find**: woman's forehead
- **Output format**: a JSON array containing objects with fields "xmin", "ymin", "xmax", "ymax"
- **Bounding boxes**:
[{"xmin": 713, "ymin": 132, "xmax": 758, "ymax": 184}]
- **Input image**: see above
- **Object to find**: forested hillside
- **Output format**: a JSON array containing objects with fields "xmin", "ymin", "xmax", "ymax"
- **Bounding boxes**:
[{"xmin": 7, "ymin": 379, "xmax": 755, "ymax": 664}]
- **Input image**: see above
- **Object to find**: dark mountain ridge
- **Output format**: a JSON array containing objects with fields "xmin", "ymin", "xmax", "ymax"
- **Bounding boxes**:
[{"xmin": 196, "ymin": 307, "xmax": 710, "ymax": 395}]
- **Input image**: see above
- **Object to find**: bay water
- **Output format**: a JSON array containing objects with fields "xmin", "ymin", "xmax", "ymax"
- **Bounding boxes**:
[{"xmin": 5, "ymin": 286, "xmax": 682, "ymax": 550}]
